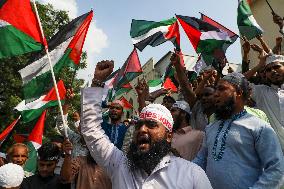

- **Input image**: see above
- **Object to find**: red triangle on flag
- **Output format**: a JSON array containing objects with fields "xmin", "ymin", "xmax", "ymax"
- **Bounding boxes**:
[
  {"xmin": 0, "ymin": 116, "xmax": 20, "ymax": 146},
  {"xmin": 163, "ymin": 78, "xmax": 178, "ymax": 92},
  {"xmin": 27, "ymin": 110, "xmax": 47, "ymax": 148},
  {"xmin": 43, "ymin": 80, "xmax": 66, "ymax": 101},
  {"xmin": 119, "ymin": 96, "xmax": 133, "ymax": 110}
]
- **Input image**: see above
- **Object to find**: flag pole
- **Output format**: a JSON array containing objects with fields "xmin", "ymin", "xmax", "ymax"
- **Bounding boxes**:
[{"xmin": 32, "ymin": 0, "xmax": 68, "ymax": 138}]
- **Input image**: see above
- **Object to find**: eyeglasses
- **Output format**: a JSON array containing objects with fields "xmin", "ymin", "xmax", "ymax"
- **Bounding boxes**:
[{"xmin": 135, "ymin": 120, "xmax": 159, "ymax": 130}]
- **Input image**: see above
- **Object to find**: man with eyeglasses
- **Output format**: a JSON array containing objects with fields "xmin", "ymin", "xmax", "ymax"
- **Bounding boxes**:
[
  {"xmin": 80, "ymin": 60, "xmax": 212, "ymax": 189},
  {"xmin": 246, "ymin": 53, "xmax": 284, "ymax": 153}
]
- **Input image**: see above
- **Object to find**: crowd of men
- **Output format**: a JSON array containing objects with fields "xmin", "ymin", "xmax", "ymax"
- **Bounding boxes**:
[{"xmin": 0, "ymin": 12, "xmax": 284, "ymax": 189}]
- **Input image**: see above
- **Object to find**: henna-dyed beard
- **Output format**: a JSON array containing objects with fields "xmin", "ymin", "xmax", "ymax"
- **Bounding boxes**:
[
  {"xmin": 126, "ymin": 139, "xmax": 171, "ymax": 174},
  {"xmin": 215, "ymin": 96, "xmax": 236, "ymax": 120}
]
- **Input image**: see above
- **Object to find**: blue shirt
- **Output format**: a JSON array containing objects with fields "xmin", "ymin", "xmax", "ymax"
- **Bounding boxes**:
[
  {"xmin": 101, "ymin": 121, "xmax": 128, "ymax": 150},
  {"xmin": 193, "ymin": 113, "xmax": 284, "ymax": 189}
]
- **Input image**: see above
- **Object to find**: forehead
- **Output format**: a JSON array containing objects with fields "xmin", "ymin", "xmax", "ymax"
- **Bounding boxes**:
[
  {"xmin": 109, "ymin": 103, "xmax": 122, "ymax": 109},
  {"xmin": 38, "ymin": 160, "xmax": 57, "ymax": 165},
  {"xmin": 266, "ymin": 62, "xmax": 283, "ymax": 69},
  {"xmin": 13, "ymin": 146, "xmax": 28, "ymax": 153}
]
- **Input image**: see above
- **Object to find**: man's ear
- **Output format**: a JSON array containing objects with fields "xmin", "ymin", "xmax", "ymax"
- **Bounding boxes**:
[{"xmin": 166, "ymin": 131, "xmax": 173, "ymax": 143}]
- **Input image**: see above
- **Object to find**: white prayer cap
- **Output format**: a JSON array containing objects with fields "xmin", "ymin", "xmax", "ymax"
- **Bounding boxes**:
[
  {"xmin": 0, "ymin": 163, "xmax": 24, "ymax": 188},
  {"xmin": 172, "ymin": 101, "xmax": 191, "ymax": 115},
  {"xmin": 139, "ymin": 104, "xmax": 174, "ymax": 132},
  {"xmin": 265, "ymin": 54, "xmax": 284, "ymax": 65},
  {"xmin": 0, "ymin": 152, "xmax": 6, "ymax": 159}
]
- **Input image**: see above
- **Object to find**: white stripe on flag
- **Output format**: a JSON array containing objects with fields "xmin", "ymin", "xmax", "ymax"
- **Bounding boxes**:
[
  {"xmin": 15, "ymin": 95, "xmax": 47, "ymax": 111},
  {"xmin": 0, "ymin": 19, "xmax": 10, "ymax": 27},
  {"xmin": 132, "ymin": 26, "xmax": 169, "ymax": 44},
  {"xmin": 19, "ymin": 38, "xmax": 72, "ymax": 84},
  {"xmin": 200, "ymin": 30, "xmax": 232, "ymax": 41}
]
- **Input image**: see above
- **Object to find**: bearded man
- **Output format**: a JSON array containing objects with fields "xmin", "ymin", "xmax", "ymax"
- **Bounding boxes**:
[
  {"xmin": 80, "ymin": 60, "xmax": 212, "ymax": 189},
  {"xmin": 170, "ymin": 101, "xmax": 204, "ymax": 160},
  {"xmin": 193, "ymin": 72, "xmax": 284, "ymax": 189}
]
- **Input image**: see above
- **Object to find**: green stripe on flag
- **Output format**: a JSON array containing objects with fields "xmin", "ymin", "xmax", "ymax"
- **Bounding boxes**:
[
  {"xmin": 130, "ymin": 17, "xmax": 177, "ymax": 38},
  {"xmin": 22, "ymin": 49, "xmax": 72, "ymax": 100},
  {"xmin": 0, "ymin": 25, "xmax": 42, "ymax": 59},
  {"xmin": 24, "ymin": 141, "xmax": 37, "ymax": 174}
]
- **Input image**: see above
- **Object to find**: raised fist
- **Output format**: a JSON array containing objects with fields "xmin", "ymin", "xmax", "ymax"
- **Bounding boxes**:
[{"xmin": 93, "ymin": 60, "xmax": 114, "ymax": 82}]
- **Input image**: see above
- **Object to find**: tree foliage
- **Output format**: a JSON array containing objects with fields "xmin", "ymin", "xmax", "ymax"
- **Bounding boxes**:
[{"xmin": 0, "ymin": 2, "xmax": 87, "ymax": 151}]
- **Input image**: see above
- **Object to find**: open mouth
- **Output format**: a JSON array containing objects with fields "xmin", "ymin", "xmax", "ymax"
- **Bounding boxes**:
[{"xmin": 137, "ymin": 135, "xmax": 151, "ymax": 147}]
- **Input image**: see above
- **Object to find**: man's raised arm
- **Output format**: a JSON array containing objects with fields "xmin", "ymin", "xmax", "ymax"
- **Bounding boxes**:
[{"xmin": 81, "ymin": 60, "xmax": 125, "ymax": 175}]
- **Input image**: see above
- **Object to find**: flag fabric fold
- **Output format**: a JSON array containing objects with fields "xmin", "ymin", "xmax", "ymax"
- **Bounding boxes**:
[
  {"xmin": 176, "ymin": 15, "xmax": 234, "ymax": 65},
  {"xmin": 0, "ymin": 0, "xmax": 45, "ymax": 59},
  {"xmin": 130, "ymin": 17, "xmax": 180, "ymax": 51},
  {"xmin": 24, "ymin": 110, "xmax": 46, "ymax": 174},
  {"xmin": 113, "ymin": 48, "xmax": 142, "ymax": 89},
  {"xmin": 119, "ymin": 96, "xmax": 133, "ymax": 110},
  {"xmin": 0, "ymin": 116, "xmax": 20, "ymax": 146},
  {"xmin": 237, "ymin": 0, "xmax": 263, "ymax": 40},
  {"xmin": 15, "ymin": 80, "xmax": 66, "ymax": 123},
  {"xmin": 19, "ymin": 11, "xmax": 93, "ymax": 101}
]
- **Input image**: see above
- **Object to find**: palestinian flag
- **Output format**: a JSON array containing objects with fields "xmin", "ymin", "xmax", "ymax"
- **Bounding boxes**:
[
  {"xmin": 130, "ymin": 17, "xmax": 180, "ymax": 51},
  {"xmin": 148, "ymin": 79, "xmax": 163, "ymax": 93},
  {"xmin": 176, "ymin": 15, "xmax": 234, "ymax": 65},
  {"xmin": 119, "ymin": 96, "xmax": 133, "ymax": 110},
  {"xmin": 24, "ymin": 110, "xmax": 46, "ymax": 174},
  {"xmin": 237, "ymin": 0, "xmax": 263, "ymax": 40},
  {"xmin": 0, "ymin": 0, "xmax": 45, "ymax": 59},
  {"xmin": 19, "ymin": 11, "xmax": 93, "ymax": 101},
  {"xmin": 201, "ymin": 13, "xmax": 238, "ymax": 44},
  {"xmin": 15, "ymin": 80, "xmax": 66, "ymax": 123},
  {"xmin": 113, "ymin": 48, "xmax": 142, "ymax": 89},
  {"xmin": 0, "ymin": 116, "xmax": 20, "ymax": 146},
  {"xmin": 113, "ymin": 83, "xmax": 133, "ymax": 98}
]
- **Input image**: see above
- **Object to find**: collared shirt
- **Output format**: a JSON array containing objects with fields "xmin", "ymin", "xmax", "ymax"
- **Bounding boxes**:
[
  {"xmin": 81, "ymin": 87, "xmax": 212, "ymax": 189},
  {"xmin": 251, "ymin": 84, "xmax": 284, "ymax": 152},
  {"xmin": 172, "ymin": 126, "xmax": 204, "ymax": 161},
  {"xmin": 193, "ymin": 113, "xmax": 284, "ymax": 189}
]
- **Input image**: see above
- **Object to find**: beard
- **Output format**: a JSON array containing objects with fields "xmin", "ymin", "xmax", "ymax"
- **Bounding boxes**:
[
  {"xmin": 215, "ymin": 96, "xmax": 236, "ymax": 120},
  {"xmin": 126, "ymin": 139, "xmax": 171, "ymax": 174}
]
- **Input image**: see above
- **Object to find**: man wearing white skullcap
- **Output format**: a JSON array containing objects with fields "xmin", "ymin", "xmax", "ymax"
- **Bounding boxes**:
[
  {"xmin": 170, "ymin": 101, "xmax": 205, "ymax": 161},
  {"xmin": 245, "ymin": 53, "xmax": 284, "ymax": 153},
  {"xmin": 80, "ymin": 60, "xmax": 212, "ymax": 189},
  {"xmin": 0, "ymin": 163, "xmax": 24, "ymax": 189}
]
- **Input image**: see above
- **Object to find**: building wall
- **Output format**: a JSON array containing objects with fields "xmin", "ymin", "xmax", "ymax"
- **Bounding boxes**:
[{"xmin": 245, "ymin": 0, "xmax": 284, "ymax": 67}]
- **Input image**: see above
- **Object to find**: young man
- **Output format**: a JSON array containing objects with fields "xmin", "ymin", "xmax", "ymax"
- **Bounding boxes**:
[
  {"xmin": 80, "ymin": 60, "xmax": 212, "ymax": 189},
  {"xmin": 245, "ymin": 54, "xmax": 284, "ymax": 152},
  {"xmin": 20, "ymin": 143, "xmax": 70, "ymax": 189},
  {"xmin": 101, "ymin": 100, "xmax": 128, "ymax": 150},
  {"xmin": 171, "ymin": 101, "xmax": 204, "ymax": 161},
  {"xmin": 193, "ymin": 72, "xmax": 284, "ymax": 189}
]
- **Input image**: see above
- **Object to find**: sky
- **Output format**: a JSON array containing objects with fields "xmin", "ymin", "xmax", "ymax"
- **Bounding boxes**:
[{"xmin": 38, "ymin": 0, "xmax": 242, "ymax": 82}]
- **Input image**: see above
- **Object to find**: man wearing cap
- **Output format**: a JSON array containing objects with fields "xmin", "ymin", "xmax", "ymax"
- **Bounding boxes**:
[
  {"xmin": 80, "ymin": 60, "xmax": 212, "ymax": 189},
  {"xmin": 20, "ymin": 143, "xmax": 70, "ymax": 189},
  {"xmin": 171, "ymin": 101, "xmax": 204, "ymax": 161},
  {"xmin": 245, "ymin": 53, "xmax": 284, "ymax": 152},
  {"xmin": 0, "ymin": 163, "xmax": 24, "ymax": 189},
  {"xmin": 193, "ymin": 72, "xmax": 284, "ymax": 189},
  {"xmin": 101, "ymin": 100, "xmax": 128, "ymax": 150}
]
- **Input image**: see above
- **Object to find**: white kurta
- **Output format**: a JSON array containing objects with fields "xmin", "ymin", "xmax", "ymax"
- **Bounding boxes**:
[
  {"xmin": 81, "ymin": 87, "xmax": 212, "ymax": 189},
  {"xmin": 251, "ymin": 84, "xmax": 284, "ymax": 152}
]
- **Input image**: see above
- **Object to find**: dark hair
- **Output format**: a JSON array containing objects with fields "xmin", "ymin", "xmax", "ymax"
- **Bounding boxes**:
[
  {"xmin": 38, "ymin": 142, "xmax": 60, "ymax": 161},
  {"xmin": 49, "ymin": 135, "xmax": 64, "ymax": 144},
  {"xmin": 235, "ymin": 78, "xmax": 251, "ymax": 101},
  {"xmin": 163, "ymin": 96, "xmax": 176, "ymax": 103}
]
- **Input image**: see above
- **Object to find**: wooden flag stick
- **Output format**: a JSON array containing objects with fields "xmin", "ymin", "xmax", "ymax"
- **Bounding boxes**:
[{"xmin": 32, "ymin": 0, "xmax": 68, "ymax": 138}]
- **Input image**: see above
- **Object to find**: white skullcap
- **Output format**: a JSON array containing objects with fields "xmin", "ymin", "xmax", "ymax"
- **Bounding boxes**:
[
  {"xmin": 0, "ymin": 163, "xmax": 24, "ymax": 188},
  {"xmin": 222, "ymin": 72, "xmax": 245, "ymax": 87},
  {"xmin": 0, "ymin": 153, "xmax": 6, "ymax": 159},
  {"xmin": 172, "ymin": 101, "xmax": 191, "ymax": 115},
  {"xmin": 139, "ymin": 104, "xmax": 174, "ymax": 132},
  {"xmin": 265, "ymin": 54, "xmax": 284, "ymax": 65}
]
